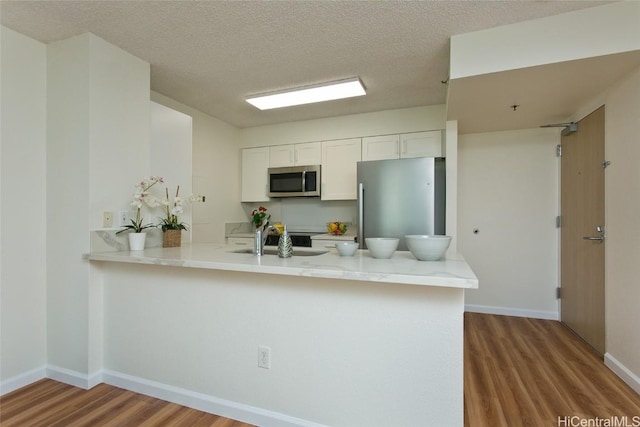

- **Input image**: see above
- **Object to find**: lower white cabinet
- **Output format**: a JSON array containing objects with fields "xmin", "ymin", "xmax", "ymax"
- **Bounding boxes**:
[
  {"xmin": 242, "ymin": 147, "xmax": 269, "ymax": 202},
  {"xmin": 321, "ymin": 138, "xmax": 362, "ymax": 200},
  {"xmin": 227, "ymin": 237, "xmax": 254, "ymax": 248},
  {"xmin": 312, "ymin": 237, "xmax": 357, "ymax": 249}
]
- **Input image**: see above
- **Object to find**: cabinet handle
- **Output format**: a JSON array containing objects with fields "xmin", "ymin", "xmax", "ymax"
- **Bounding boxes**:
[{"xmin": 235, "ymin": 242, "xmax": 248, "ymax": 246}]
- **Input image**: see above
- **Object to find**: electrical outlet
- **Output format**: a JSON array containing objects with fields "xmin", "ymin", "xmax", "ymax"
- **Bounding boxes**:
[
  {"xmin": 258, "ymin": 345, "xmax": 271, "ymax": 369},
  {"xmin": 103, "ymin": 211, "xmax": 113, "ymax": 228}
]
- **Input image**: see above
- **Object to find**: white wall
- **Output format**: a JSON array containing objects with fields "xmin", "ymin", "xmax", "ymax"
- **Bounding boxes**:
[
  {"xmin": 459, "ymin": 128, "xmax": 559, "ymax": 319},
  {"xmin": 47, "ymin": 33, "xmax": 150, "ymax": 378},
  {"xmin": 151, "ymin": 92, "xmax": 244, "ymax": 243},
  {"xmin": 0, "ymin": 26, "xmax": 48, "ymax": 391},
  {"xmin": 150, "ymin": 101, "xmax": 193, "ymax": 241},
  {"xmin": 240, "ymin": 105, "xmax": 445, "ymax": 148},
  {"xmin": 103, "ymin": 264, "xmax": 464, "ymax": 427},
  {"xmin": 450, "ymin": 1, "xmax": 640, "ymax": 79}
]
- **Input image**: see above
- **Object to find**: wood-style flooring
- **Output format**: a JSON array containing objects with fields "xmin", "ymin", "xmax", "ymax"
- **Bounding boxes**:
[
  {"xmin": 465, "ymin": 312, "xmax": 640, "ymax": 427},
  {"xmin": 1, "ymin": 313, "xmax": 639, "ymax": 426},
  {"xmin": 0, "ymin": 380, "xmax": 255, "ymax": 427}
]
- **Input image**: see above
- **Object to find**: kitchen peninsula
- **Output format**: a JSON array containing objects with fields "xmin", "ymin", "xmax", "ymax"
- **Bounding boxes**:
[{"xmin": 87, "ymin": 243, "xmax": 477, "ymax": 427}]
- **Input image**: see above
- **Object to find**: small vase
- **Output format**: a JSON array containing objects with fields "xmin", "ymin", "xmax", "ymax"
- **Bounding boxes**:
[
  {"xmin": 163, "ymin": 229, "xmax": 182, "ymax": 248},
  {"xmin": 128, "ymin": 232, "xmax": 146, "ymax": 251}
]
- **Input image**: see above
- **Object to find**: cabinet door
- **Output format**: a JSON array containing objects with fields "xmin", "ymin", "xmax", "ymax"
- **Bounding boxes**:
[
  {"xmin": 269, "ymin": 145, "xmax": 294, "ymax": 167},
  {"xmin": 362, "ymin": 135, "xmax": 399, "ymax": 161},
  {"xmin": 227, "ymin": 237, "xmax": 254, "ymax": 248},
  {"xmin": 295, "ymin": 141, "xmax": 322, "ymax": 165},
  {"xmin": 400, "ymin": 131, "xmax": 443, "ymax": 158},
  {"xmin": 312, "ymin": 237, "xmax": 356, "ymax": 249},
  {"xmin": 242, "ymin": 147, "xmax": 270, "ymax": 202},
  {"xmin": 321, "ymin": 138, "xmax": 362, "ymax": 200}
]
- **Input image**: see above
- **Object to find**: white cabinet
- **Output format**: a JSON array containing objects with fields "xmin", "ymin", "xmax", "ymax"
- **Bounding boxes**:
[
  {"xmin": 227, "ymin": 237, "xmax": 254, "ymax": 248},
  {"xmin": 362, "ymin": 135, "xmax": 400, "ymax": 161},
  {"xmin": 269, "ymin": 145, "xmax": 295, "ymax": 167},
  {"xmin": 241, "ymin": 147, "xmax": 269, "ymax": 202},
  {"xmin": 400, "ymin": 131, "xmax": 443, "ymax": 158},
  {"xmin": 295, "ymin": 142, "xmax": 322, "ymax": 165},
  {"xmin": 312, "ymin": 236, "xmax": 357, "ymax": 249},
  {"xmin": 269, "ymin": 142, "xmax": 321, "ymax": 167},
  {"xmin": 362, "ymin": 131, "xmax": 443, "ymax": 161},
  {"xmin": 321, "ymin": 138, "xmax": 362, "ymax": 200}
]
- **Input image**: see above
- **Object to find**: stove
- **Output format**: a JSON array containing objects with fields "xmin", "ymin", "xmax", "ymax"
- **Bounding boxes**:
[{"xmin": 264, "ymin": 231, "xmax": 323, "ymax": 248}]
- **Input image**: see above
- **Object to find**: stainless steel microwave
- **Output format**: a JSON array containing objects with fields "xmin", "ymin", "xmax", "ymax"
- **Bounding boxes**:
[{"xmin": 268, "ymin": 165, "xmax": 321, "ymax": 198}]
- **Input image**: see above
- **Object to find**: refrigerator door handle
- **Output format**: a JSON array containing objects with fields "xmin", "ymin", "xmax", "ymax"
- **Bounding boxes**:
[{"xmin": 358, "ymin": 182, "xmax": 364, "ymax": 249}]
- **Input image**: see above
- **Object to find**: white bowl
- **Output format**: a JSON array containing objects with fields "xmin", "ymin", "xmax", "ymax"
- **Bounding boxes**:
[
  {"xmin": 335, "ymin": 241, "xmax": 358, "ymax": 256},
  {"xmin": 365, "ymin": 238, "xmax": 399, "ymax": 259},
  {"xmin": 405, "ymin": 235, "xmax": 452, "ymax": 261}
]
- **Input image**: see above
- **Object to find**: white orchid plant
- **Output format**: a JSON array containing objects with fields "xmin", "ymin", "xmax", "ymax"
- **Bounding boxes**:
[
  {"xmin": 117, "ymin": 176, "xmax": 164, "ymax": 234},
  {"xmin": 159, "ymin": 186, "xmax": 203, "ymax": 231}
]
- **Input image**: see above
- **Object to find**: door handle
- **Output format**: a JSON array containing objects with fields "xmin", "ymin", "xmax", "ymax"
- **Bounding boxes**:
[{"xmin": 583, "ymin": 226, "xmax": 605, "ymax": 243}]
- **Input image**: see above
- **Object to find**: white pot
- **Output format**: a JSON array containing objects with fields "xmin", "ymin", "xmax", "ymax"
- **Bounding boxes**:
[{"xmin": 128, "ymin": 232, "xmax": 146, "ymax": 251}]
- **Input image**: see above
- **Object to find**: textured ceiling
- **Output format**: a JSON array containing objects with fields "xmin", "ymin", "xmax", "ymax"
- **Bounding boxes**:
[{"xmin": 1, "ymin": 0, "xmax": 615, "ymax": 129}]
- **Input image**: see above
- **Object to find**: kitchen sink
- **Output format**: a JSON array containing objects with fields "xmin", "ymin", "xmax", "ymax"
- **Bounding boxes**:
[{"xmin": 229, "ymin": 248, "xmax": 328, "ymax": 256}]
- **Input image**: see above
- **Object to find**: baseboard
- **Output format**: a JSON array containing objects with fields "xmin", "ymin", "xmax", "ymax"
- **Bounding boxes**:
[
  {"xmin": 604, "ymin": 353, "xmax": 640, "ymax": 395},
  {"xmin": 465, "ymin": 304, "xmax": 559, "ymax": 320},
  {"xmin": 0, "ymin": 366, "xmax": 47, "ymax": 396},
  {"xmin": 102, "ymin": 370, "xmax": 330, "ymax": 427},
  {"xmin": 46, "ymin": 365, "xmax": 103, "ymax": 390}
]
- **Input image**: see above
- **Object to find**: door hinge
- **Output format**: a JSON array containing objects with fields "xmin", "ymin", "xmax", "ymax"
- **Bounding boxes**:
[
  {"xmin": 556, "ymin": 216, "xmax": 562, "ymax": 228},
  {"xmin": 556, "ymin": 144, "xmax": 562, "ymax": 157},
  {"xmin": 602, "ymin": 160, "xmax": 611, "ymax": 169},
  {"xmin": 556, "ymin": 287, "xmax": 561, "ymax": 299}
]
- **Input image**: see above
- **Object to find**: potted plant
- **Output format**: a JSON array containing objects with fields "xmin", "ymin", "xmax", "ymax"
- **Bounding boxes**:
[
  {"xmin": 117, "ymin": 176, "xmax": 163, "ymax": 250},
  {"xmin": 251, "ymin": 206, "xmax": 271, "ymax": 232},
  {"xmin": 159, "ymin": 185, "xmax": 203, "ymax": 247}
]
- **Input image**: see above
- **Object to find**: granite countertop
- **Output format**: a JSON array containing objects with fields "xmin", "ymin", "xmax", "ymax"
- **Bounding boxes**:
[{"xmin": 86, "ymin": 243, "xmax": 478, "ymax": 289}]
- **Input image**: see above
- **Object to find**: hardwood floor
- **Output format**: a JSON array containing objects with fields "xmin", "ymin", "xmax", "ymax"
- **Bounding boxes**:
[
  {"xmin": 2, "ymin": 313, "xmax": 639, "ymax": 426},
  {"xmin": 465, "ymin": 312, "xmax": 640, "ymax": 427},
  {"xmin": 0, "ymin": 380, "xmax": 255, "ymax": 427}
]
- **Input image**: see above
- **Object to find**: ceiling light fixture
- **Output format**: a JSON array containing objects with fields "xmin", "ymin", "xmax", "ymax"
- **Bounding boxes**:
[{"xmin": 246, "ymin": 77, "xmax": 366, "ymax": 110}]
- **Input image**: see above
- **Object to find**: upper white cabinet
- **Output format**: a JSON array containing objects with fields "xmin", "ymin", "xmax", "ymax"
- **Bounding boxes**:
[
  {"xmin": 362, "ymin": 130, "xmax": 443, "ymax": 161},
  {"xmin": 295, "ymin": 142, "xmax": 322, "ymax": 165},
  {"xmin": 269, "ymin": 145, "xmax": 294, "ymax": 167},
  {"xmin": 269, "ymin": 142, "xmax": 322, "ymax": 167},
  {"xmin": 400, "ymin": 131, "xmax": 443, "ymax": 158},
  {"xmin": 321, "ymin": 138, "xmax": 362, "ymax": 200},
  {"xmin": 242, "ymin": 147, "xmax": 270, "ymax": 202},
  {"xmin": 361, "ymin": 135, "xmax": 400, "ymax": 161}
]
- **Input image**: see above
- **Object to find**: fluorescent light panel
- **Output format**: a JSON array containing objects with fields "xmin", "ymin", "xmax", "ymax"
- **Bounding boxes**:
[{"xmin": 246, "ymin": 77, "xmax": 366, "ymax": 110}]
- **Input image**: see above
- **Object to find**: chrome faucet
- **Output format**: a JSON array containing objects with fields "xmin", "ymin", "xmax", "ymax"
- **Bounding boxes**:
[{"xmin": 254, "ymin": 225, "xmax": 276, "ymax": 256}]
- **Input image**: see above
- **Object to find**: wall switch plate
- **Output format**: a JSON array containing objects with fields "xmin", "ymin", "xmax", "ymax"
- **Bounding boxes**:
[
  {"xmin": 118, "ymin": 211, "xmax": 131, "ymax": 227},
  {"xmin": 258, "ymin": 345, "xmax": 271, "ymax": 369},
  {"xmin": 103, "ymin": 211, "xmax": 113, "ymax": 228}
]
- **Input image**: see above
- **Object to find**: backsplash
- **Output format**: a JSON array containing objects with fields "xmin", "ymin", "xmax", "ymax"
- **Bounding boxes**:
[
  {"xmin": 241, "ymin": 199, "xmax": 357, "ymax": 232},
  {"xmin": 90, "ymin": 228, "xmax": 163, "ymax": 252}
]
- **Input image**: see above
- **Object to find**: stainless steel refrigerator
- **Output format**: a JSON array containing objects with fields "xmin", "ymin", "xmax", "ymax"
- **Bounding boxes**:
[{"xmin": 357, "ymin": 157, "xmax": 446, "ymax": 251}]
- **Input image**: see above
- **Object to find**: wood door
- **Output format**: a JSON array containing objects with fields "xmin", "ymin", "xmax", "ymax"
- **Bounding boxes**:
[{"xmin": 560, "ymin": 105, "xmax": 606, "ymax": 354}]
